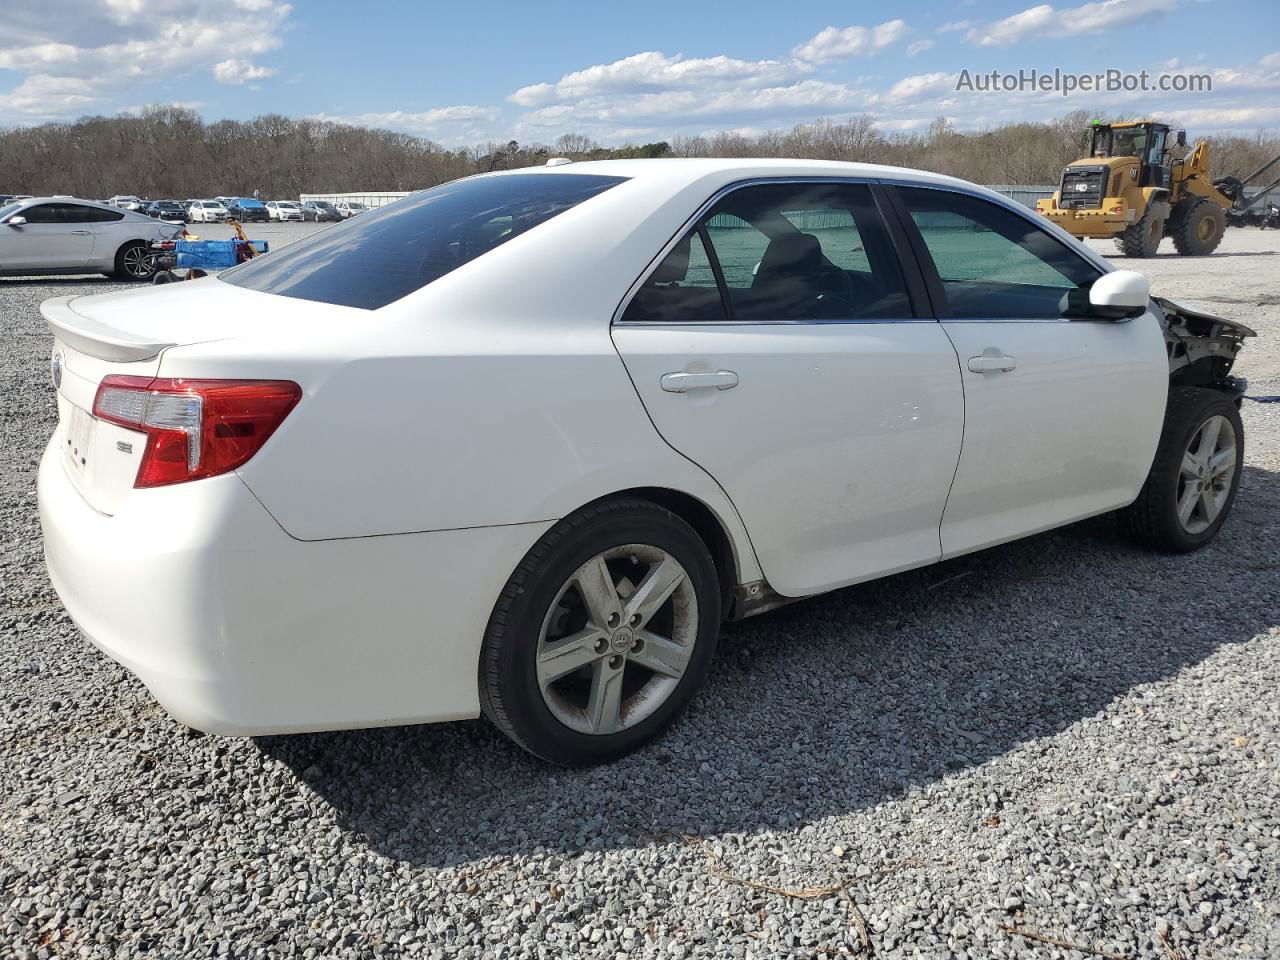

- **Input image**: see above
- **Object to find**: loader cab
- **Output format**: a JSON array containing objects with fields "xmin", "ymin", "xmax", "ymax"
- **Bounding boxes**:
[{"xmin": 1090, "ymin": 122, "xmax": 1179, "ymax": 188}]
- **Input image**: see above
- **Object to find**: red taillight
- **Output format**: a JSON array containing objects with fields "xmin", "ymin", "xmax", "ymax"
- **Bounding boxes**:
[{"xmin": 92, "ymin": 376, "xmax": 301, "ymax": 487}]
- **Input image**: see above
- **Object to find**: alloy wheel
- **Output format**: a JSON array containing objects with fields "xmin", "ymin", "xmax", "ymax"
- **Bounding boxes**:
[
  {"xmin": 122, "ymin": 245, "xmax": 154, "ymax": 278},
  {"xmin": 536, "ymin": 544, "xmax": 697, "ymax": 736},
  {"xmin": 1177, "ymin": 414, "xmax": 1237, "ymax": 534}
]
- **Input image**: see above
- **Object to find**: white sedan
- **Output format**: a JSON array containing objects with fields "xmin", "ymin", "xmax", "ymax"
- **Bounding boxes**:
[
  {"xmin": 1, "ymin": 197, "xmax": 182, "ymax": 280},
  {"xmin": 265, "ymin": 200, "xmax": 304, "ymax": 222},
  {"xmin": 334, "ymin": 200, "xmax": 367, "ymax": 218},
  {"xmin": 37, "ymin": 159, "xmax": 1252, "ymax": 765}
]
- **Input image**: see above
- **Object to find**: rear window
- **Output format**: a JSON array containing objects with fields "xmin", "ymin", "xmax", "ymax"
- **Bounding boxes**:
[{"xmin": 221, "ymin": 173, "xmax": 627, "ymax": 309}]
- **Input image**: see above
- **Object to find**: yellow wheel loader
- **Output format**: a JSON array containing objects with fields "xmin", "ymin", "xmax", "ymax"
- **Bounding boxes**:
[{"xmin": 1036, "ymin": 121, "xmax": 1280, "ymax": 257}]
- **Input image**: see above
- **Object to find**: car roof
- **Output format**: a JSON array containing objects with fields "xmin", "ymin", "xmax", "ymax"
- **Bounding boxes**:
[
  {"xmin": 16, "ymin": 196, "xmax": 136, "ymax": 212},
  {"xmin": 478, "ymin": 157, "xmax": 979, "ymax": 192}
]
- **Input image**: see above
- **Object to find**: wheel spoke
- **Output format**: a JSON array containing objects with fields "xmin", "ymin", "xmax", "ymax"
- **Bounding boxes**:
[
  {"xmin": 584, "ymin": 658, "xmax": 625, "ymax": 734},
  {"xmin": 629, "ymin": 630, "xmax": 692, "ymax": 680},
  {"xmin": 1196, "ymin": 418, "xmax": 1222, "ymax": 460},
  {"xmin": 537, "ymin": 628, "xmax": 605, "ymax": 687},
  {"xmin": 574, "ymin": 556, "xmax": 623, "ymax": 627},
  {"xmin": 1177, "ymin": 484, "xmax": 1199, "ymax": 524},
  {"xmin": 1180, "ymin": 451, "xmax": 1203, "ymax": 478},
  {"xmin": 1199, "ymin": 488, "xmax": 1220, "ymax": 523},
  {"xmin": 623, "ymin": 557, "xmax": 686, "ymax": 628},
  {"xmin": 1208, "ymin": 445, "xmax": 1236, "ymax": 477}
]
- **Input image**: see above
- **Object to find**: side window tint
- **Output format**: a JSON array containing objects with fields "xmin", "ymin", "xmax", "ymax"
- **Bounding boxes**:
[
  {"xmin": 92, "ymin": 208, "xmax": 125, "ymax": 222},
  {"xmin": 703, "ymin": 214, "xmax": 769, "ymax": 288},
  {"xmin": 898, "ymin": 187, "xmax": 1099, "ymax": 319},
  {"xmin": 21, "ymin": 204, "xmax": 60, "ymax": 224},
  {"xmin": 622, "ymin": 231, "xmax": 727, "ymax": 323},
  {"xmin": 702, "ymin": 182, "xmax": 910, "ymax": 322}
]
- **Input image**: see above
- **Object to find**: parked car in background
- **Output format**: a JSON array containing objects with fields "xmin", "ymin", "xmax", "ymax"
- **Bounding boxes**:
[
  {"xmin": 143, "ymin": 200, "xmax": 187, "ymax": 222},
  {"xmin": 300, "ymin": 200, "xmax": 342, "ymax": 222},
  {"xmin": 188, "ymin": 200, "xmax": 229, "ymax": 223},
  {"xmin": 34, "ymin": 160, "xmax": 1253, "ymax": 765},
  {"xmin": 1, "ymin": 196, "xmax": 180, "ymax": 279},
  {"xmin": 108, "ymin": 196, "xmax": 144, "ymax": 212},
  {"xmin": 334, "ymin": 200, "xmax": 368, "ymax": 218},
  {"xmin": 224, "ymin": 198, "xmax": 270, "ymax": 223},
  {"xmin": 265, "ymin": 200, "xmax": 304, "ymax": 222}
]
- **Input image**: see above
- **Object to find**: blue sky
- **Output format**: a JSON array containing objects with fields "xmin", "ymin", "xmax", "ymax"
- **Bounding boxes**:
[{"xmin": 2, "ymin": 0, "xmax": 1277, "ymax": 143}]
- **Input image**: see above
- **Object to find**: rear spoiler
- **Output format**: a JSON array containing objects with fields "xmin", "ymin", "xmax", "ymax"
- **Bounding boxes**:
[{"xmin": 41, "ymin": 295, "xmax": 175, "ymax": 363}]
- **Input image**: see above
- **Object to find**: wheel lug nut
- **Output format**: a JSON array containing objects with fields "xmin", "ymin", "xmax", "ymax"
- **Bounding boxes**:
[
  {"xmin": 594, "ymin": 638, "xmax": 608, "ymax": 653},
  {"xmin": 608, "ymin": 655, "xmax": 623, "ymax": 669},
  {"xmin": 607, "ymin": 613, "xmax": 620, "ymax": 628},
  {"xmin": 631, "ymin": 638, "xmax": 644, "ymax": 652},
  {"xmin": 630, "ymin": 614, "xmax": 641, "ymax": 626}
]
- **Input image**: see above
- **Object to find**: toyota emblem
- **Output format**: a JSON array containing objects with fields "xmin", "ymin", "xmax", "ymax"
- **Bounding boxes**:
[{"xmin": 51, "ymin": 350, "xmax": 63, "ymax": 390}]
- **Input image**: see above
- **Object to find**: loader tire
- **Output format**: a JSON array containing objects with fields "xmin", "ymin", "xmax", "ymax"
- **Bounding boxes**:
[
  {"xmin": 1115, "ymin": 204, "xmax": 1164, "ymax": 258},
  {"xmin": 1171, "ymin": 199, "xmax": 1225, "ymax": 256}
]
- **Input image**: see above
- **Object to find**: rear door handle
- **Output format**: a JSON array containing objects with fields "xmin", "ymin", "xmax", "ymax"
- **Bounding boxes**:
[
  {"xmin": 967, "ymin": 354, "xmax": 1017, "ymax": 374},
  {"xmin": 660, "ymin": 370, "xmax": 739, "ymax": 393}
]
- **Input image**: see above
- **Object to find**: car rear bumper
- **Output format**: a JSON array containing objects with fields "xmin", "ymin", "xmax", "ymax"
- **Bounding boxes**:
[{"xmin": 37, "ymin": 435, "xmax": 551, "ymax": 735}]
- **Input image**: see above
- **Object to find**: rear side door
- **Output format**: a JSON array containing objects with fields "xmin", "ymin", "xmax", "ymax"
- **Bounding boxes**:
[
  {"xmin": 1, "ymin": 203, "xmax": 94, "ymax": 270},
  {"xmin": 611, "ymin": 180, "xmax": 964, "ymax": 597},
  {"xmin": 887, "ymin": 185, "xmax": 1168, "ymax": 557}
]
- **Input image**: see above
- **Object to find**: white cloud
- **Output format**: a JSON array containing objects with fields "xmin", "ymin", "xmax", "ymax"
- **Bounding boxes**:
[
  {"xmin": 0, "ymin": 0, "xmax": 291, "ymax": 121},
  {"xmin": 936, "ymin": 20, "xmax": 973, "ymax": 33},
  {"xmin": 906, "ymin": 40, "xmax": 936, "ymax": 57},
  {"xmin": 966, "ymin": 0, "xmax": 1177, "ymax": 47},
  {"xmin": 791, "ymin": 20, "xmax": 909, "ymax": 63},
  {"xmin": 509, "ymin": 51, "xmax": 802, "ymax": 107},
  {"xmin": 883, "ymin": 72, "xmax": 954, "ymax": 104},
  {"xmin": 212, "ymin": 59, "xmax": 277, "ymax": 85}
]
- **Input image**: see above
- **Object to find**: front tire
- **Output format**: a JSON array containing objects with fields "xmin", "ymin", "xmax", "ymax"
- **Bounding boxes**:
[
  {"xmin": 480, "ymin": 498, "xmax": 721, "ymax": 766},
  {"xmin": 1119, "ymin": 387, "xmax": 1243, "ymax": 552},
  {"xmin": 1116, "ymin": 203, "xmax": 1165, "ymax": 257}
]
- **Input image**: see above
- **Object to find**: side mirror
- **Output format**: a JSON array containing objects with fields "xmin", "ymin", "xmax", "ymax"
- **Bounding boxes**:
[
  {"xmin": 1176, "ymin": 130, "xmax": 1187, "ymax": 147},
  {"xmin": 1090, "ymin": 270, "xmax": 1149, "ymax": 320},
  {"xmin": 5, "ymin": 216, "xmax": 26, "ymax": 226}
]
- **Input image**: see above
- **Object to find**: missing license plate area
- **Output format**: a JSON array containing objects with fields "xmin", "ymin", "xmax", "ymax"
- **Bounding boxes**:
[{"xmin": 62, "ymin": 405, "xmax": 93, "ymax": 474}]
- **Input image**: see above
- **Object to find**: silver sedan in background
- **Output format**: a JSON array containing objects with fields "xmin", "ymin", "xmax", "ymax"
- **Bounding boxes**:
[{"xmin": 0, "ymin": 197, "xmax": 183, "ymax": 280}]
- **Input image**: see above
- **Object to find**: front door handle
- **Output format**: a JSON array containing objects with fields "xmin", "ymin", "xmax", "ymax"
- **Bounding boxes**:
[
  {"xmin": 70, "ymin": 230, "xmax": 91, "ymax": 235},
  {"xmin": 967, "ymin": 354, "xmax": 1017, "ymax": 374},
  {"xmin": 660, "ymin": 370, "xmax": 739, "ymax": 393}
]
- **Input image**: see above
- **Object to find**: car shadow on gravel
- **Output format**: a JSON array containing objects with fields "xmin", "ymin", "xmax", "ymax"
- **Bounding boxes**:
[{"xmin": 258, "ymin": 463, "xmax": 1280, "ymax": 869}]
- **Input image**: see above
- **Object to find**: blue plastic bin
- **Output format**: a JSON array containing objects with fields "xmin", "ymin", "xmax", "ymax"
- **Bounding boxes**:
[{"xmin": 175, "ymin": 239, "xmax": 269, "ymax": 270}]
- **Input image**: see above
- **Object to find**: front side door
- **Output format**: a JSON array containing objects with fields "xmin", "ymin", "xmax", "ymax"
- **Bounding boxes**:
[
  {"xmin": 612, "ymin": 181, "xmax": 964, "ymax": 597},
  {"xmin": 890, "ymin": 185, "xmax": 1168, "ymax": 558},
  {"xmin": 0, "ymin": 203, "xmax": 94, "ymax": 270}
]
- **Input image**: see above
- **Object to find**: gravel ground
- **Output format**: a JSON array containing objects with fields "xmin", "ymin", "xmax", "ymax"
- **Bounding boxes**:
[{"xmin": 1, "ymin": 227, "xmax": 1277, "ymax": 959}]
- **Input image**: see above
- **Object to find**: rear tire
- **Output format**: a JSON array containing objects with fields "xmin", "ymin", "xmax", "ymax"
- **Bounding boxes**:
[
  {"xmin": 113, "ymin": 241, "xmax": 156, "ymax": 281},
  {"xmin": 479, "ymin": 498, "xmax": 721, "ymax": 766},
  {"xmin": 1115, "ymin": 203, "xmax": 1164, "ymax": 257},
  {"xmin": 1118, "ymin": 387, "xmax": 1243, "ymax": 552},
  {"xmin": 1171, "ymin": 199, "xmax": 1226, "ymax": 255}
]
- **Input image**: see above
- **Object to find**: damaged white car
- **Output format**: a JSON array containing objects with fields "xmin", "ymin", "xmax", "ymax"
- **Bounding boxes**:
[{"xmin": 37, "ymin": 160, "xmax": 1253, "ymax": 765}]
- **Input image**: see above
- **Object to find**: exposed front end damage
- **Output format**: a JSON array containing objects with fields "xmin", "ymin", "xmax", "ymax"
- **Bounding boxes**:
[{"xmin": 1155, "ymin": 296, "xmax": 1256, "ymax": 402}]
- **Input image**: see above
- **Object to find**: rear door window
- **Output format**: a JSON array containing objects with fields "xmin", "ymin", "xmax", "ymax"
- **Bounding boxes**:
[
  {"xmin": 222, "ymin": 173, "xmax": 627, "ymax": 309},
  {"xmin": 624, "ymin": 181, "xmax": 911, "ymax": 323}
]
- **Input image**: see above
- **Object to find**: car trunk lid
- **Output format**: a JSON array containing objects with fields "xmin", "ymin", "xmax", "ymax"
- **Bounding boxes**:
[{"xmin": 42, "ymin": 278, "xmax": 353, "ymax": 515}]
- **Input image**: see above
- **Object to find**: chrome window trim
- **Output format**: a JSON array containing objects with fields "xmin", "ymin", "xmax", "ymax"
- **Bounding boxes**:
[{"xmin": 610, "ymin": 176, "xmax": 925, "ymax": 328}]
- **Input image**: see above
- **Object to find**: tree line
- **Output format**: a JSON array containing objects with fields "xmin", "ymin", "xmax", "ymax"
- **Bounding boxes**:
[{"xmin": 1, "ymin": 105, "xmax": 1276, "ymax": 200}]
